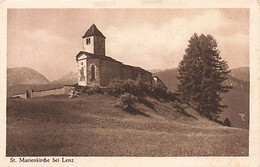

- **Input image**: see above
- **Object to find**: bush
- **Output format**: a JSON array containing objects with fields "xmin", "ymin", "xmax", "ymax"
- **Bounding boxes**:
[
  {"xmin": 91, "ymin": 85, "xmax": 104, "ymax": 94},
  {"xmin": 79, "ymin": 79, "xmax": 178, "ymax": 102},
  {"xmin": 80, "ymin": 85, "xmax": 103, "ymax": 95},
  {"xmin": 106, "ymin": 79, "xmax": 177, "ymax": 101},
  {"xmin": 116, "ymin": 93, "xmax": 137, "ymax": 110},
  {"xmin": 105, "ymin": 79, "xmax": 143, "ymax": 97},
  {"xmin": 78, "ymin": 86, "xmax": 90, "ymax": 94}
]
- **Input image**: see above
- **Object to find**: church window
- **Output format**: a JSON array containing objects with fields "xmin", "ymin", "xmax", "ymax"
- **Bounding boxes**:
[
  {"xmin": 91, "ymin": 65, "xmax": 96, "ymax": 80},
  {"xmin": 86, "ymin": 38, "xmax": 91, "ymax": 45}
]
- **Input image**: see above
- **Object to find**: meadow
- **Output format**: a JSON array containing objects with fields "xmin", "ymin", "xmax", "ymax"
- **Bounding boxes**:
[{"xmin": 6, "ymin": 94, "xmax": 248, "ymax": 156}]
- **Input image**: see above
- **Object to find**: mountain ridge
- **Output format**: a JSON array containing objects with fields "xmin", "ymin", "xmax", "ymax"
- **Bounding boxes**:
[
  {"xmin": 7, "ymin": 67, "xmax": 50, "ymax": 86},
  {"xmin": 51, "ymin": 71, "xmax": 78, "ymax": 85}
]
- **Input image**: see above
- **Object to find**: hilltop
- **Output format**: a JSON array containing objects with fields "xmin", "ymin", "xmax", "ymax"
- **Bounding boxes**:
[{"xmin": 7, "ymin": 67, "xmax": 249, "ymax": 129}]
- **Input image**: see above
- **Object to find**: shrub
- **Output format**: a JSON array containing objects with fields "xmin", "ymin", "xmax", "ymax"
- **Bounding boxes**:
[
  {"xmin": 224, "ymin": 117, "xmax": 232, "ymax": 127},
  {"xmin": 78, "ymin": 86, "xmax": 90, "ymax": 94},
  {"xmin": 91, "ymin": 85, "xmax": 104, "ymax": 94},
  {"xmin": 106, "ymin": 79, "xmax": 177, "ymax": 101},
  {"xmin": 79, "ymin": 79, "xmax": 178, "ymax": 102},
  {"xmin": 79, "ymin": 85, "xmax": 103, "ymax": 95},
  {"xmin": 116, "ymin": 93, "xmax": 137, "ymax": 110},
  {"xmin": 106, "ymin": 79, "xmax": 143, "ymax": 97},
  {"xmin": 145, "ymin": 83, "xmax": 172, "ymax": 100}
]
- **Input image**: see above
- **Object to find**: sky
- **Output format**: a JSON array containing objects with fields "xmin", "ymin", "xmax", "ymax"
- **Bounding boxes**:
[{"xmin": 7, "ymin": 9, "xmax": 249, "ymax": 81}]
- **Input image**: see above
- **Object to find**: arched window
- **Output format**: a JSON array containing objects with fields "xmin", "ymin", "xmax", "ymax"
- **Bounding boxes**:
[{"xmin": 91, "ymin": 65, "xmax": 95, "ymax": 80}]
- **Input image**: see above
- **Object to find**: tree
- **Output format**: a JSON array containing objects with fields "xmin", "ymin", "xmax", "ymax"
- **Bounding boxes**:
[{"xmin": 177, "ymin": 33, "xmax": 232, "ymax": 120}]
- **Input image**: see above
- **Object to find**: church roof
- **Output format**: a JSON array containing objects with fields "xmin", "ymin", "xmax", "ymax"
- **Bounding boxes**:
[
  {"xmin": 76, "ymin": 51, "xmax": 121, "ymax": 64},
  {"xmin": 75, "ymin": 51, "xmax": 152, "ymax": 74},
  {"xmin": 82, "ymin": 24, "xmax": 106, "ymax": 38}
]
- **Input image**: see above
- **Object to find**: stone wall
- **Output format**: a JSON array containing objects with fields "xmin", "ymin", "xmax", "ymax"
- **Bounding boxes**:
[
  {"xmin": 99, "ymin": 58, "xmax": 154, "ymax": 86},
  {"xmin": 121, "ymin": 65, "xmax": 135, "ymax": 80},
  {"xmin": 99, "ymin": 59, "xmax": 122, "ymax": 86},
  {"xmin": 32, "ymin": 87, "xmax": 65, "ymax": 97},
  {"xmin": 12, "ymin": 93, "xmax": 26, "ymax": 99},
  {"xmin": 11, "ymin": 86, "xmax": 74, "ymax": 99}
]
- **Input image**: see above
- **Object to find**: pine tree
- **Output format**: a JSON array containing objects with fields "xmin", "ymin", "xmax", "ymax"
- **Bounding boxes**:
[{"xmin": 177, "ymin": 33, "xmax": 232, "ymax": 120}]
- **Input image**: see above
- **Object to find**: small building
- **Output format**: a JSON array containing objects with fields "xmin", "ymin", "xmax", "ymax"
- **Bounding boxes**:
[
  {"xmin": 153, "ymin": 76, "xmax": 167, "ymax": 90},
  {"xmin": 76, "ymin": 24, "xmax": 156, "ymax": 87}
]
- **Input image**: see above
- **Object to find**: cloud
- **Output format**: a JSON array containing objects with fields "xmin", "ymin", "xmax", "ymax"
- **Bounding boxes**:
[{"xmin": 105, "ymin": 10, "xmax": 248, "ymax": 70}]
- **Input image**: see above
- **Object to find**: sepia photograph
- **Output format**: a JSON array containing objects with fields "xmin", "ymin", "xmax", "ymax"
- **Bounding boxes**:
[{"xmin": 5, "ymin": 8, "xmax": 251, "ymax": 157}]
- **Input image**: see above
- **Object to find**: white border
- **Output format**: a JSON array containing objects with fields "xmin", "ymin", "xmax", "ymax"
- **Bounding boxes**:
[{"xmin": 0, "ymin": 0, "xmax": 259, "ymax": 166}]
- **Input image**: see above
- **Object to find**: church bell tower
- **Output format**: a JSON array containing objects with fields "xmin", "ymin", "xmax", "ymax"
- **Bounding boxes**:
[{"xmin": 82, "ymin": 24, "xmax": 106, "ymax": 55}]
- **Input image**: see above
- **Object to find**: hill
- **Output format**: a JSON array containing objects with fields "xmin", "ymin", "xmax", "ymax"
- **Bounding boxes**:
[
  {"xmin": 220, "ymin": 75, "xmax": 249, "ymax": 129},
  {"xmin": 229, "ymin": 67, "xmax": 249, "ymax": 82},
  {"xmin": 7, "ymin": 94, "xmax": 248, "ymax": 156},
  {"xmin": 7, "ymin": 67, "xmax": 49, "ymax": 86},
  {"xmin": 7, "ymin": 68, "xmax": 72, "ymax": 97},
  {"xmin": 52, "ymin": 71, "xmax": 78, "ymax": 85},
  {"xmin": 154, "ymin": 68, "xmax": 249, "ymax": 129},
  {"xmin": 7, "ymin": 67, "xmax": 249, "ymax": 129}
]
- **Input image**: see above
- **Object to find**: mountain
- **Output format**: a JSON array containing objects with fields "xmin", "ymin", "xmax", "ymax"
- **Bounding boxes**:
[
  {"xmin": 229, "ymin": 67, "xmax": 249, "ymax": 82},
  {"xmin": 220, "ymin": 75, "xmax": 249, "ymax": 129},
  {"xmin": 154, "ymin": 67, "xmax": 249, "ymax": 129},
  {"xmin": 52, "ymin": 71, "xmax": 78, "ymax": 85},
  {"xmin": 7, "ymin": 67, "xmax": 49, "ymax": 86},
  {"xmin": 149, "ymin": 68, "xmax": 164, "ymax": 73}
]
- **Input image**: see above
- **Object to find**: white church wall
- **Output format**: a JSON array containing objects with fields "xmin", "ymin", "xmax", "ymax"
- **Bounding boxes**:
[
  {"xmin": 77, "ymin": 58, "xmax": 87, "ymax": 86},
  {"xmin": 83, "ymin": 36, "xmax": 94, "ymax": 54}
]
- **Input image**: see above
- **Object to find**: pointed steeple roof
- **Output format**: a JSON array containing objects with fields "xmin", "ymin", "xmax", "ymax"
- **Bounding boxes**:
[{"xmin": 82, "ymin": 24, "xmax": 106, "ymax": 38}]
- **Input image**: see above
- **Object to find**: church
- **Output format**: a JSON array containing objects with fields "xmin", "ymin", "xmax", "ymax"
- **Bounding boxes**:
[
  {"xmin": 76, "ymin": 24, "xmax": 166, "ymax": 89},
  {"xmin": 11, "ymin": 24, "xmax": 166, "ymax": 99}
]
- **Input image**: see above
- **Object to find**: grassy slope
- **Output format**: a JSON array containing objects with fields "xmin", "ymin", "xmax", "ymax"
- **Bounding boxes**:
[{"xmin": 7, "ymin": 94, "xmax": 248, "ymax": 156}]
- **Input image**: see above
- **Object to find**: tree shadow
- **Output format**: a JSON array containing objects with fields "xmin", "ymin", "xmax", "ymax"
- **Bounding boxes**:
[
  {"xmin": 138, "ymin": 98, "xmax": 157, "ymax": 112},
  {"xmin": 174, "ymin": 104, "xmax": 197, "ymax": 120},
  {"xmin": 124, "ymin": 106, "xmax": 150, "ymax": 117}
]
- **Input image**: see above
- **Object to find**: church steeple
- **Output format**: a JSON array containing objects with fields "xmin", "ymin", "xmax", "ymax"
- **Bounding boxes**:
[
  {"xmin": 82, "ymin": 24, "xmax": 106, "ymax": 55},
  {"xmin": 82, "ymin": 24, "xmax": 106, "ymax": 38}
]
